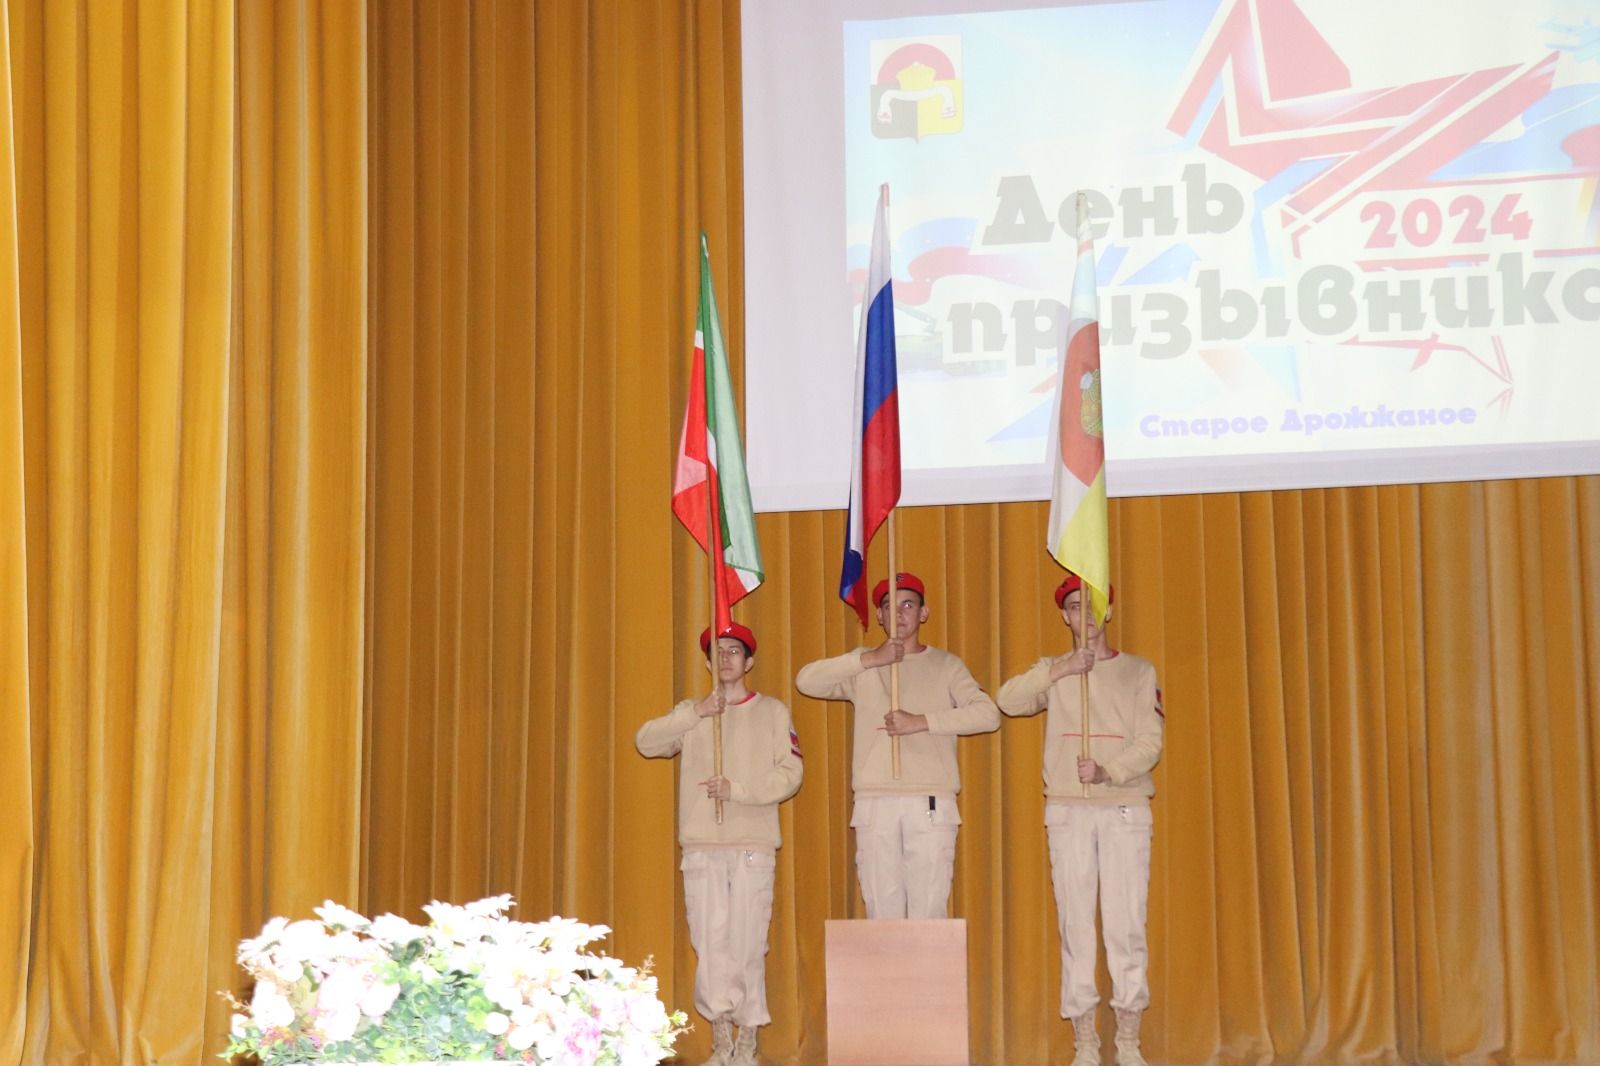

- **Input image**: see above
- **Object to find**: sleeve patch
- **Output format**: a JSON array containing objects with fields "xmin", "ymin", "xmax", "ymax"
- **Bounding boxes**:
[
  {"xmin": 790, "ymin": 727, "xmax": 804, "ymax": 759},
  {"xmin": 1154, "ymin": 688, "xmax": 1164, "ymax": 719}
]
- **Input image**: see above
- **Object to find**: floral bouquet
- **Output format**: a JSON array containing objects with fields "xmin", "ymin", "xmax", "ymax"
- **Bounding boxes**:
[{"xmin": 223, "ymin": 895, "xmax": 686, "ymax": 1065}]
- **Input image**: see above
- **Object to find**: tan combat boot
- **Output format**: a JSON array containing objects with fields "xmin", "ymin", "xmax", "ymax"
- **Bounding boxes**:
[
  {"xmin": 1071, "ymin": 1010, "xmax": 1101, "ymax": 1066},
  {"xmin": 1114, "ymin": 1008, "xmax": 1148, "ymax": 1066},
  {"xmin": 703, "ymin": 1018, "xmax": 734, "ymax": 1066},
  {"xmin": 730, "ymin": 1023, "xmax": 760, "ymax": 1066}
]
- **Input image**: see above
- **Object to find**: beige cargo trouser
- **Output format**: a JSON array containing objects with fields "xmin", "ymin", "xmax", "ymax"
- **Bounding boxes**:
[
  {"xmin": 681, "ymin": 846, "xmax": 777, "ymax": 1027},
  {"xmin": 851, "ymin": 794, "xmax": 960, "ymax": 919},
  {"xmin": 1047, "ymin": 802, "xmax": 1153, "ymax": 1018}
]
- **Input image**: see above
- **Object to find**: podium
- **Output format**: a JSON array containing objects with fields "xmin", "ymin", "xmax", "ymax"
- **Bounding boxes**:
[{"xmin": 823, "ymin": 919, "xmax": 970, "ymax": 1066}]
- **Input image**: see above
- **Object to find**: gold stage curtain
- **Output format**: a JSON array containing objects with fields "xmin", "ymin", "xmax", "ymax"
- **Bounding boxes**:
[
  {"xmin": 0, "ymin": 1, "xmax": 367, "ymax": 1061},
  {"xmin": 6, "ymin": 1, "xmax": 1600, "ymax": 1064},
  {"xmin": 363, "ymin": 3, "xmax": 1598, "ymax": 1066}
]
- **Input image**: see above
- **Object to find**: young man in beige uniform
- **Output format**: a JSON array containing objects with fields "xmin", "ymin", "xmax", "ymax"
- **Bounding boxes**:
[
  {"xmin": 998, "ymin": 575, "xmax": 1163, "ymax": 1066},
  {"xmin": 635, "ymin": 622, "xmax": 803, "ymax": 1066},
  {"xmin": 795, "ymin": 572, "xmax": 999, "ymax": 920}
]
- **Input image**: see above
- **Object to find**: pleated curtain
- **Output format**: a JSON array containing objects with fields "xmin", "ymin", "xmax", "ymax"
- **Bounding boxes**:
[{"xmin": 2, "ymin": 2, "xmax": 1597, "ymax": 1064}]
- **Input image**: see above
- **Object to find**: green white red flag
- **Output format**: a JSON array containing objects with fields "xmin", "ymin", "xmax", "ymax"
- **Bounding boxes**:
[{"xmin": 672, "ymin": 234, "xmax": 763, "ymax": 632}]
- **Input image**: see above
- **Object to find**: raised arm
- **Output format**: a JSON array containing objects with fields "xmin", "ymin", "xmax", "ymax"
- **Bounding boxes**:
[
  {"xmin": 923, "ymin": 657, "xmax": 1001, "ymax": 736},
  {"xmin": 634, "ymin": 699, "xmax": 701, "ymax": 757},
  {"xmin": 997, "ymin": 658, "xmax": 1053, "ymax": 717},
  {"xmin": 794, "ymin": 650, "xmax": 866, "ymax": 701}
]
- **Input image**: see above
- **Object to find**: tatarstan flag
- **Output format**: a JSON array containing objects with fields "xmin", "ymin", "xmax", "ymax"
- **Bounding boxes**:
[{"xmin": 673, "ymin": 235, "xmax": 763, "ymax": 631}]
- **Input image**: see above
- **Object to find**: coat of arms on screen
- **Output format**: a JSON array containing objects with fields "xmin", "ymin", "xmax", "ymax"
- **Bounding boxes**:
[{"xmin": 870, "ymin": 35, "xmax": 963, "ymax": 141}]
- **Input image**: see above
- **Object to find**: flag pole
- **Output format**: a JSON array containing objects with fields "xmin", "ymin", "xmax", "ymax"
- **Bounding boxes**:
[
  {"xmin": 704, "ymin": 313, "xmax": 725, "ymax": 826},
  {"xmin": 883, "ymin": 183, "xmax": 902, "ymax": 781},
  {"xmin": 1077, "ymin": 583, "xmax": 1091, "ymax": 799},
  {"xmin": 888, "ymin": 511, "xmax": 902, "ymax": 779},
  {"xmin": 1071, "ymin": 196, "xmax": 1089, "ymax": 798}
]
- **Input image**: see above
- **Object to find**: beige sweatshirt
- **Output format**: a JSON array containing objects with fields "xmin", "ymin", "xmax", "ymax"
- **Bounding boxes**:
[
  {"xmin": 997, "ymin": 650, "xmax": 1163, "ymax": 805},
  {"xmin": 634, "ymin": 692, "xmax": 803, "ymax": 850},
  {"xmin": 795, "ymin": 646, "xmax": 1000, "ymax": 798}
]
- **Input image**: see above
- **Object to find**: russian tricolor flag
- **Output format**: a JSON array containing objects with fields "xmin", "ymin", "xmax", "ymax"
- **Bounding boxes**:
[{"xmin": 840, "ymin": 185, "xmax": 901, "ymax": 627}]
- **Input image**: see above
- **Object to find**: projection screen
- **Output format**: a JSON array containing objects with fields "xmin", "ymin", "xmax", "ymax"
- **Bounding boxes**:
[{"xmin": 740, "ymin": 0, "xmax": 1600, "ymax": 511}]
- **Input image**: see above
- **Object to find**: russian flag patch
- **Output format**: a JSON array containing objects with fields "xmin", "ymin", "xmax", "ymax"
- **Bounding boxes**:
[{"xmin": 790, "ymin": 728, "xmax": 804, "ymax": 759}]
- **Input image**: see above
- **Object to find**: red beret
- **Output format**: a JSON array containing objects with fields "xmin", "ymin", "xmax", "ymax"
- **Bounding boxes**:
[
  {"xmin": 1054, "ymin": 574, "xmax": 1114, "ymax": 609},
  {"xmin": 700, "ymin": 622, "xmax": 757, "ymax": 655},
  {"xmin": 872, "ymin": 572, "xmax": 926, "ymax": 607}
]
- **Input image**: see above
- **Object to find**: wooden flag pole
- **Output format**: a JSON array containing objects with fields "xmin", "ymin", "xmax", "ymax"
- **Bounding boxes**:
[
  {"xmin": 887, "ymin": 510, "xmax": 902, "ymax": 779},
  {"xmin": 1078, "ymin": 649, "xmax": 1091, "ymax": 799},
  {"xmin": 1075, "ymin": 586, "xmax": 1091, "ymax": 799},
  {"xmin": 706, "ymin": 425, "xmax": 725, "ymax": 825}
]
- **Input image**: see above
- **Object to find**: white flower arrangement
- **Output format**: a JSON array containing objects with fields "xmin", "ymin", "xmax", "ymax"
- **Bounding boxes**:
[{"xmin": 224, "ymin": 895, "xmax": 686, "ymax": 1065}]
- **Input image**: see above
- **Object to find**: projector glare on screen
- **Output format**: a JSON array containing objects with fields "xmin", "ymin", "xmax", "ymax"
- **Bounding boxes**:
[{"xmin": 740, "ymin": 0, "xmax": 1600, "ymax": 513}]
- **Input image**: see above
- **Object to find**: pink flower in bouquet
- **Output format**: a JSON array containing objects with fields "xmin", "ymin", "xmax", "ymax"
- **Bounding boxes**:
[
  {"xmin": 564, "ymin": 1015, "xmax": 604, "ymax": 1066},
  {"xmin": 624, "ymin": 981, "xmax": 670, "ymax": 1035},
  {"xmin": 313, "ymin": 966, "xmax": 368, "ymax": 1042},
  {"xmin": 249, "ymin": 980, "xmax": 295, "ymax": 1030}
]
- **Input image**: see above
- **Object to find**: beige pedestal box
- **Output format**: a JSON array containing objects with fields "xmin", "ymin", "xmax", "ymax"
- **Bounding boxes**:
[{"xmin": 823, "ymin": 919, "xmax": 970, "ymax": 1066}]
